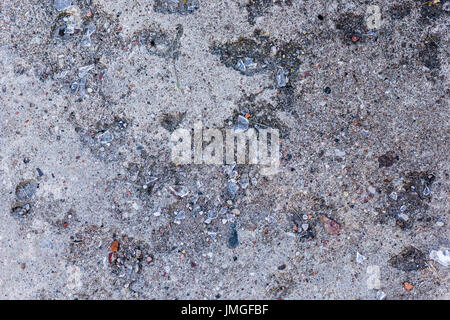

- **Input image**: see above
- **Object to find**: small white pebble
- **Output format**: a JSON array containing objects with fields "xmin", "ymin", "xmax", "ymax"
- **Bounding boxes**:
[
  {"xmin": 356, "ymin": 252, "xmax": 367, "ymax": 264},
  {"xmin": 376, "ymin": 290, "xmax": 386, "ymax": 300},
  {"xmin": 430, "ymin": 249, "xmax": 450, "ymax": 267}
]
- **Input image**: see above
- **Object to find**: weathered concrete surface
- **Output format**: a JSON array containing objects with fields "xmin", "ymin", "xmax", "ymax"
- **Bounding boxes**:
[{"xmin": 0, "ymin": 0, "xmax": 448, "ymax": 299}]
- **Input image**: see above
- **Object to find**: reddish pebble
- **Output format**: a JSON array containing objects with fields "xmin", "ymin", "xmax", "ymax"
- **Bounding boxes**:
[{"xmin": 320, "ymin": 215, "xmax": 342, "ymax": 235}]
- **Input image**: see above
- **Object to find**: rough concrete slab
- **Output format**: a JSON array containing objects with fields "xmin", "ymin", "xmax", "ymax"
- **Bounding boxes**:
[{"xmin": 0, "ymin": 0, "xmax": 448, "ymax": 299}]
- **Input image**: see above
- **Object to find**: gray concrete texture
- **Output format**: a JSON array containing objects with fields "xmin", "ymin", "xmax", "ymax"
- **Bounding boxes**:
[{"xmin": 0, "ymin": 0, "xmax": 449, "ymax": 299}]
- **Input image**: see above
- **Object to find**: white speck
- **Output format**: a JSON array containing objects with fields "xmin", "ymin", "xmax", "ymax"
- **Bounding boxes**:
[
  {"xmin": 175, "ymin": 210, "xmax": 186, "ymax": 220},
  {"xmin": 270, "ymin": 46, "xmax": 278, "ymax": 56}
]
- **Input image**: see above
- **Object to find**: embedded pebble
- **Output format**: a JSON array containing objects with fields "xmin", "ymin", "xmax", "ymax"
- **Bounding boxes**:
[
  {"xmin": 78, "ymin": 65, "xmax": 94, "ymax": 78},
  {"xmin": 227, "ymin": 181, "xmax": 238, "ymax": 199},
  {"xmin": 54, "ymin": 0, "xmax": 72, "ymax": 11},
  {"xmin": 376, "ymin": 290, "xmax": 386, "ymax": 300},
  {"xmin": 227, "ymin": 228, "xmax": 239, "ymax": 249},
  {"xmin": 430, "ymin": 249, "xmax": 450, "ymax": 267},
  {"xmin": 356, "ymin": 252, "xmax": 367, "ymax": 264},
  {"xmin": 231, "ymin": 209, "xmax": 240, "ymax": 216},
  {"xmin": 15, "ymin": 180, "xmax": 38, "ymax": 201},
  {"xmin": 276, "ymin": 68, "xmax": 287, "ymax": 87},
  {"xmin": 234, "ymin": 115, "xmax": 249, "ymax": 132}
]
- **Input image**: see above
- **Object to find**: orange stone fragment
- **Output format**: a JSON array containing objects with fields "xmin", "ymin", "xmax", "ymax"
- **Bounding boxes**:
[
  {"xmin": 110, "ymin": 240, "xmax": 119, "ymax": 252},
  {"xmin": 403, "ymin": 282, "xmax": 414, "ymax": 291}
]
